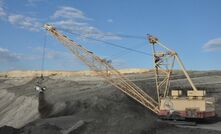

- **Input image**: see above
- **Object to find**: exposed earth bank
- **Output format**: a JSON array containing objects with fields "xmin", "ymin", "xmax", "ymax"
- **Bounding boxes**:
[{"xmin": 0, "ymin": 70, "xmax": 221, "ymax": 134}]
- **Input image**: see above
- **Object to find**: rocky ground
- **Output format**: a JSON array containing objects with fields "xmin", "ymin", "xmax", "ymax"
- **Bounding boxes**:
[{"xmin": 0, "ymin": 70, "xmax": 221, "ymax": 134}]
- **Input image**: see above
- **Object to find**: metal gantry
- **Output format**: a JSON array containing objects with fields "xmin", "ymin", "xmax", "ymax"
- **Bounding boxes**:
[
  {"xmin": 44, "ymin": 23, "xmax": 210, "ymax": 117},
  {"xmin": 44, "ymin": 24, "xmax": 159, "ymax": 114},
  {"xmin": 148, "ymin": 35, "xmax": 199, "ymax": 104}
]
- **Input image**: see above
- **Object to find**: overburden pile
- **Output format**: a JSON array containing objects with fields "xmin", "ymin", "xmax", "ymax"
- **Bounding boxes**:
[{"xmin": 0, "ymin": 71, "xmax": 221, "ymax": 134}]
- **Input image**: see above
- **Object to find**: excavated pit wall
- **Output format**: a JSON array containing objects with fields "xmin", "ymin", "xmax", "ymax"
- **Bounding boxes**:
[
  {"xmin": 0, "ymin": 70, "xmax": 220, "ymax": 134},
  {"xmin": 0, "ymin": 89, "xmax": 40, "ymax": 128},
  {"xmin": 0, "ymin": 77, "xmax": 41, "ymax": 128}
]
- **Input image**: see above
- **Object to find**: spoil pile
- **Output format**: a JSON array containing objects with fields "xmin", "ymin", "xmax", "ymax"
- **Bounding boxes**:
[{"xmin": 0, "ymin": 70, "xmax": 220, "ymax": 134}]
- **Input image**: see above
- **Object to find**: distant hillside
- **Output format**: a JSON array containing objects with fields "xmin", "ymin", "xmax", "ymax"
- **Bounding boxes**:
[{"xmin": 0, "ymin": 68, "xmax": 150, "ymax": 77}]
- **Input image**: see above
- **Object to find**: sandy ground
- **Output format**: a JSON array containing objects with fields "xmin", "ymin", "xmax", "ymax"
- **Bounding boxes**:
[{"xmin": 0, "ymin": 70, "xmax": 221, "ymax": 134}]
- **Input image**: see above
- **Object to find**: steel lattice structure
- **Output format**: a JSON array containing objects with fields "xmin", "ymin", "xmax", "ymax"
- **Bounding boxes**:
[{"xmin": 44, "ymin": 24, "xmax": 159, "ymax": 114}]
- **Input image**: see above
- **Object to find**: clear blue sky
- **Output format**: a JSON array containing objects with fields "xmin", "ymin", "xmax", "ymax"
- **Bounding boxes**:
[{"xmin": 0, "ymin": 0, "xmax": 221, "ymax": 71}]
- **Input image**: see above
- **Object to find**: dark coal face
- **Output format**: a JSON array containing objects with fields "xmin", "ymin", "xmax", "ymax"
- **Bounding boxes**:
[
  {"xmin": 0, "ymin": 126, "xmax": 19, "ymax": 134},
  {"xmin": 0, "ymin": 71, "xmax": 221, "ymax": 134}
]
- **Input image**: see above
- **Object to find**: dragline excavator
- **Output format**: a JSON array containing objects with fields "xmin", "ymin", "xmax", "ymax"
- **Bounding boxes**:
[{"xmin": 44, "ymin": 24, "xmax": 215, "ymax": 120}]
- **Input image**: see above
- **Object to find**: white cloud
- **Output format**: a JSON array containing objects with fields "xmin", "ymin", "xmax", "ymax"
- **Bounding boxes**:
[
  {"xmin": 51, "ymin": 6, "xmax": 120, "ymax": 40},
  {"xmin": 0, "ymin": 0, "xmax": 42, "ymax": 31},
  {"xmin": 0, "ymin": 46, "xmax": 82, "ymax": 71},
  {"xmin": 33, "ymin": 47, "xmax": 71, "ymax": 59},
  {"xmin": 27, "ymin": 0, "xmax": 43, "ymax": 3},
  {"xmin": 26, "ymin": 0, "xmax": 46, "ymax": 6},
  {"xmin": 0, "ymin": 0, "xmax": 6, "ymax": 17},
  {"xmin": 8, "ymin": 14, "xmax": 41, "ymax": 31},
  {"xmin": 0, "ymin": 7, "xmax": 5, "ymax": 17},
  {"xmin": 0, "ymin": 46, "xmax": 66, "ymax": 64},
  {"xmin": 203, "ymin": 38, "xmax": 221, "ymax": 51},
  {"xmin": 107, "ymin": 19, "xmax": 113, "ymax": 23},
  {"xmin": 0, "ymin": 3, "xmax": 120, "ymax": 39},
  {"xmin": 0, "ymin": 48, "xmax": 22, "ymax": 62},
  {"xmin": 52, "ymin": 6, "xmax": 90, "ymax": 20},
  {"xmin": 32, "ymin": 47, "xmax": 80, "ymax": 67}
]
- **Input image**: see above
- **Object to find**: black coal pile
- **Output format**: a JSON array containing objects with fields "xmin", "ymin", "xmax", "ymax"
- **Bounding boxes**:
[{"xmin": 0, "ymin": 71, "xmax": 221, "ymax": 134}]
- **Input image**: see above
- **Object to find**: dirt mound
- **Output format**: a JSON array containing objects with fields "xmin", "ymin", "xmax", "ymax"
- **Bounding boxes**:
[
  {"xmin": 0, "ymin": 126, "xmax": 18, "ymax": 134},
  {"xmin": 0, "ymin": 90, "xmax": 39, "ymax": 128},
  {"xmin": 0, "ymin": 71, "xmax": 220, "ymax": 134}
]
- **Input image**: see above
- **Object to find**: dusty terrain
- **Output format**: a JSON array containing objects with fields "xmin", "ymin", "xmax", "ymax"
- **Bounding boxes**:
[{"xmin": 0, "ymin": 70, "xmax": 221, "ymax": 134}]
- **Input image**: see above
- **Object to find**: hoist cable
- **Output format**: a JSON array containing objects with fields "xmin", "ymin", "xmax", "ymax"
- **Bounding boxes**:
[
  {"xmin": 41, "ymin": 32, "xmax": 47, "ymax": 78},
  {"xmin": 59, "ymin": 28, "xmax": 153, "ymax": 56}
]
